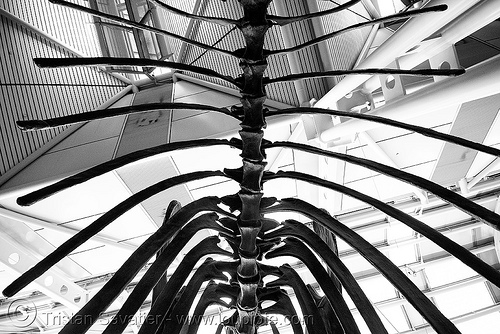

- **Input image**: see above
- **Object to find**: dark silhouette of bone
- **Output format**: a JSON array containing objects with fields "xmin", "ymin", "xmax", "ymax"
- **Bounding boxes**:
[
  {"xmin": 264, "ymin": 200, "xmax": 462, "ymax": 334},
  {"xmin": 264, "ymin": 170, "xmax": 500, "ymax": 288},
  {"xmin": 266, "ymin": 238, "xmax": 361, "ymax": 334},
  {"xmin": 7, "ymin": 0, "xmax": 498, "ymax": 333},
  {"xmin": 263, "ymin": 218, "xmax": 386, "ymax": 333}
]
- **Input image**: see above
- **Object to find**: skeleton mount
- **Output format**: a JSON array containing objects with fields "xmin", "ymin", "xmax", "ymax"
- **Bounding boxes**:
[{"xmin": 4, "ymin": 0, "xmax": 500, "ymax": 334}]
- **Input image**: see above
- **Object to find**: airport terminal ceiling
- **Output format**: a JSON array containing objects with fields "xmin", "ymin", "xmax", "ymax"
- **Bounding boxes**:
[{"xmin": 1, "ymin": 0, "xmax": 500, "ymax": 333}]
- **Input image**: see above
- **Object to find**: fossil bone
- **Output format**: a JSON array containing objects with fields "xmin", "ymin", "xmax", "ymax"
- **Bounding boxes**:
[
  {"xmin": 3, "ymin": 195, "xmax": 233, "ymax": 297},
  {"xmin": 264, "ymin": 170, "xmax": 500, "ymax": 288},
  {"xmin": 265, "ymin": 108, "xmax": 500, "ymax": 158},
  {"xmin": 264, "ymin": 200, "xmax": 462, "ymax": 334},
  {"xmin": 103, "ymin": 236, "xmax": 232, "ymax": 334},
  {"xmin": 266, "ymin": 238, "xmax": 361, "ymax": 334},
  {"xmin": 6, "ymin": 0, "xmax": 500, "ymax": 333},
  {"xmin": 263, "ymin": 218, "xmax": 386, "ymax": 333},
  {"xmin": 263, "ymin": 142, "xmax": 500, "ymax": 229}
]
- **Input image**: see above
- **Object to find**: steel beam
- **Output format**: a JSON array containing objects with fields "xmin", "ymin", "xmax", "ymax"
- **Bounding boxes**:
[
  {"xmin": 320, "ymin": 54, "xmax": 500, "ymax": 142},
  {"xmin": 340, "ymin": 218, "xmax": 484, "ymax": 260},
  {"xmin": 314, "ymin": 0, "xmax": 481, "ymax": 109},
  {"xmin": 461, "ymin": 158, "xmax": 500, "ymax": 194},
  {"xmin": 176, "ymin": 0, "xmax": 204, "ymax": 63},
  {"xmin": 0, "ymin": 214, "xmax": 88, "ymax": 279},
  {"xmin": 361, "ymin": 0, "xmax": 500, "ymax": 100},
  {"xmin": 0, "ymin": 234, "xmax": 89, "ymax": 311},
  {"xmin": 399, "ymin": 0, "xmax": 500, "ymax": 70},
  {"xmin": 0, "ymin": 208, "xmax": 137, "ymax": 252},
  {"xmin": 123, "ymin": 0, "xmax": 150, "ymax": 60}
]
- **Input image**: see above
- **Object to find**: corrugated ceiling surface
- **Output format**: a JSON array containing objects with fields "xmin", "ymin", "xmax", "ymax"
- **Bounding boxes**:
[
  {"xmin": 156, "ymin": 0, "xmax": 370, "ymax": 106},
  {"xmin": 268, "ymin": 0, "xmax": 329, "ymax": 104},
  {"xmin": 177, "ymin": 0, "xmax": 247, "ymax": 94},
  {"xmin": 318, "ymin": 0, "xmax": 372, "ymax": 81},
  {"xmin": 0, "ymin": 0, "xmax": 102, "ymax": 57},
  {"xmin": 155, "ymin": 0, "xmax": 197, "ymax": 61},
  {"xmin": 0, "ymin": 12, "xmax": 126, "ymax": 176}
]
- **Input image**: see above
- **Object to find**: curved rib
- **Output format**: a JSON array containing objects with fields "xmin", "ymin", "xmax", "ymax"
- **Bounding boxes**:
[
  {"xmin": 151, "ymin": 0, "xmax": 238, "ymax": 26},
  {"xmin": 259, "ymin": 287, "xmax": 303, "ymax": 334},
  {"xmin": 264, "ymin": 220, "xmax": 387, "ymax": 334},
  {"xmin": 266, "ymin": 264, "xmax": 328, "ymax": 334},
  {"xmin": 57, "ymin": 213, "xmax": 226, "ymax": 334},
  {"xmin": 265, "ymin": 5, "xmax": 447, "ymax": 55},
  {"xmin": 187, "ymin": 282, "xmax": 238, "ymax": 334},
  {"xmin": 67, "ymin": 218, "xmax": 228, "ymax": 334},
  {"xmin": 152, "ymin": 200, "xmax": 182, "ymax": 306},
  {"xmin": 264, "ymin": 200, "xmax": 462, "ymax": 334},
  {"xmin": 264, "ymin": 171, "xmax": 500, "ymax": 289},
  {"xmin": 33, "ymin": 57, "xmax": 241, "ymax": 88},
  {"xmin": 138, "ymin": 245, "xmax": 235, "ymax": 334},
  {"xmin": 265, "ymin": 108, "xmax": 500, "ymax": 158},
  {"xmin": 2, "ymin": 193, "xmax": 228, "ymax": 298},
  {"xmin": 306, "ymin": 284, "xmax": 344, "ymax": 334},
  {"xmin": 17, "ymin": 102, "xmax": 239, "ymax": 131},
  {"xmin": 265, "ymin": 67, "xmax": 465, "ymax": 84},
  {"xmin": 267, "ymin": 0, "xmax": 361, "ymax": 26},
  {"xmin": 269, "ymin": 322, "xmax": 280, "ymax": 334},
  {"xmin": 264, "ymin": 141, "xmax": 500, "ymax": 230},
  {"xmin": 266, "ymin": 239, "xmax": 361, "ymax": 334},
  {"xmin": 17, "ymin": 139, "xmax": 239, "ymax": 206},
  {"xmin": 162, "ymin": 261, "xmax": 238, "ymax": 334},
  {"xmin": 49, "ymin": 0, "xmax": 237, "ymax": 57},
  {"xmin": 103, "ymin": 235, "xmax": 232, "ymax": 334}
]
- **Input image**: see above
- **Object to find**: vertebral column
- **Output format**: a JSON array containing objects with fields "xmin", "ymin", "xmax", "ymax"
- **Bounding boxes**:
[{"xmin": 236, "ymin": 1, "xmax": 271, "ymax": 333}]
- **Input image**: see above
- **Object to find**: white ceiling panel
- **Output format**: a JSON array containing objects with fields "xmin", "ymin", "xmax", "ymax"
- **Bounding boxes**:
[
  {"xmin": 378, "ymin": 304, "xmax": 411, "ymax": 333},
  {"xmin": 358, "ymin": 275, "xmax": 398, "ymax": 304},
  {"xmin": 171, "ymin": 146, "xmax": 241, "ymax": 189},
  {"xmin": 34, "ymin": 227, "xmax": 104, "ymax": 255},
  {"xmin": 171, "ymin": 111, "xmax": 241, "ymax": 141},
  {"xmin": 189, "ymin": 179, "xmax": 240, "ymax": 200},
  {"xmin": 386, "ymin": 244, "xmax": 419, "ymax": 267},
  {"xmin": 173, "ymin": 81, "xmax": 209, "ymax": 100},
  {"xmin": 434, "ymin": 282, "xmax": 493, "ymax": 318},
  {"xmin": 365, "ymin": 104, "xmax": 458, "ymax": 143},
  {"xmin": 115, "ymin": 154, "xmax": 191, "ymax": 227},
  {"xmin": 68, "ymin": 245, "xmax": 135, "ymax": 276},
  {"xmin": 456, "ymin": 312, "xmax": 500, "ymax": 334},
  {"xmin": 1, "ymin": 172, "xmax": 138, "ymax": 224},
  {"xmin": 57, "ymin": 208, "xmax": 156, "ymax": 243},
  {"xmin": 424, "ymin": 258, "xmax": 478, "ymax": 287}
]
